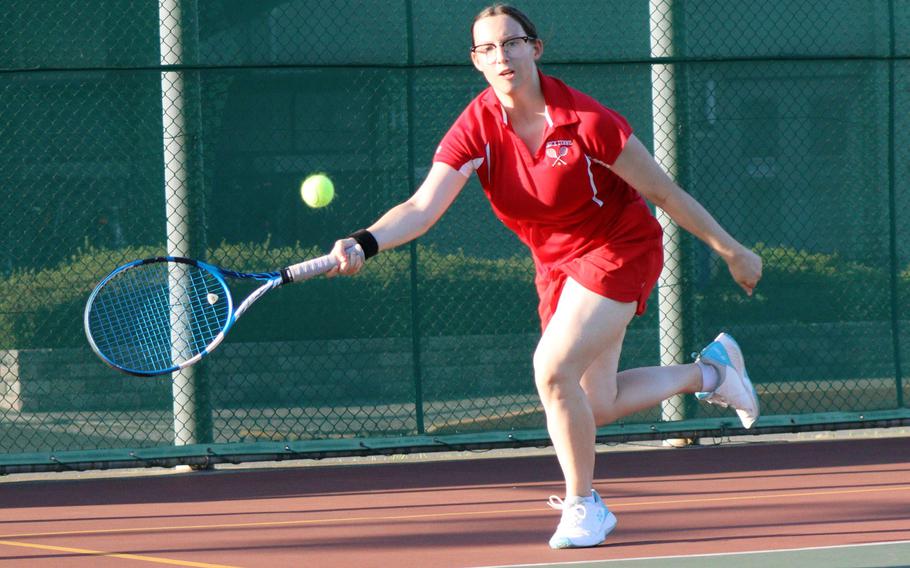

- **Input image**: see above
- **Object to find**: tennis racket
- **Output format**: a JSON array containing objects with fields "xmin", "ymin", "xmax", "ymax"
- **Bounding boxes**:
[{"xmin": 84, "ymin": 252, "xmax": 343, "ymax": 376}]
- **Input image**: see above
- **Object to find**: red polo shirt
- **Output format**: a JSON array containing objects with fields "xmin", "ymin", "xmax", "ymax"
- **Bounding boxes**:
[{"xmin": 434, "ymin": 72, "xmax": 663, "ymax": 328}]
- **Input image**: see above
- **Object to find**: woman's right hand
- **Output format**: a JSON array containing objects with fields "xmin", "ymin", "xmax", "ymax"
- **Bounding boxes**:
[{"xmin": 327, "ymin": 238, "xmax": 365, "ymax": 277}]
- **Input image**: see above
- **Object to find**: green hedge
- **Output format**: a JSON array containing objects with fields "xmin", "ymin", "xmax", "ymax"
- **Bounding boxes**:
[
  {"xmin": 0, "ymin": 241, "xmax": 540, "ymax": 348},
  {"xmin": 0, "ymin": 241, "xmax": 905, "ymax": 349},
  {"xmin": 694, "ymin": 243, "xmax": 901, "ymax": 327}
]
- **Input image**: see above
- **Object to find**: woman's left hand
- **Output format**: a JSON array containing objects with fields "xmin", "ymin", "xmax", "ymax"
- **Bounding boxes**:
[{"xmin": 726, "ymin": 246, "xmax": 763, "ymax": 296}]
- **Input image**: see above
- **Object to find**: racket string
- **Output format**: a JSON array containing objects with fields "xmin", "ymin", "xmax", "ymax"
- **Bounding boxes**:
[
  {"xmin": 88, "ymin": 261, "xmax": 230, "ymax": 373},
  {"xmin": 92, "ymin": 267, "xmax": 169, "ymax": 371}
]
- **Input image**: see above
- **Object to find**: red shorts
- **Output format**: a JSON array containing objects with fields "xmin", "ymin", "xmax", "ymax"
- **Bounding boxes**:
[{"xmin": 535, "ymin": 242, "xmax": 664, "ymax": 331}]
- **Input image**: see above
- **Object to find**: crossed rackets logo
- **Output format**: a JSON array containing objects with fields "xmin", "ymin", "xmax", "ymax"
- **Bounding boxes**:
[{"xmin": 545, "ymin": 140, "xmax": 572, "ymax": 167}]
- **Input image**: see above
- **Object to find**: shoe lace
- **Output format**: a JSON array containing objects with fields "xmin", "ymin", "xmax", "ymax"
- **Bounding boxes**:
[{"xmin": 547, "ymin": 495, "xmax": 587, "ymax": 528}]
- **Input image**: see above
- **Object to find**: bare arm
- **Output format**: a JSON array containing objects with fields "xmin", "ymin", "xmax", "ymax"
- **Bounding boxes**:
[
  {"xmin": 611, "ymin": 135, "xmax": 762, "ymax": 295},
  {"xmin": 330, "ymin": 162, "xmax": 470, "ymax": 274}
]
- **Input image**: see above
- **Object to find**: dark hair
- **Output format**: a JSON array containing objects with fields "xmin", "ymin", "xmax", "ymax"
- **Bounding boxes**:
[{"xmin": 471, "ymin": 3, "xmax": 539, "ymax": 46}]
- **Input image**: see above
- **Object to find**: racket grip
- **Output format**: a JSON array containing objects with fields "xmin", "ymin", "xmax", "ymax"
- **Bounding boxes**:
[{"xmin": 281, "ymin": 254, "xmax": 339, "ymax": 283}]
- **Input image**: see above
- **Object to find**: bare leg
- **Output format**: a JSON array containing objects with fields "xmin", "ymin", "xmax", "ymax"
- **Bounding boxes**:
[
  {"xmin": 534, "ymin": 278, "xmax": 636, "ymax": 498},
  {"xmin": 583, "ymin": 361, "xmax": 703, "ymax": 427}
]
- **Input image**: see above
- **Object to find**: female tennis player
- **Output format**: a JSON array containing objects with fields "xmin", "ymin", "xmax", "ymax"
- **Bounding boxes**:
[{"xmin": 330, "ymin": 3, "xmax": 762, "ymax": 549}]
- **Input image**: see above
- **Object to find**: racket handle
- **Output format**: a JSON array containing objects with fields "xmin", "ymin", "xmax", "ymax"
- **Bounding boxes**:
[{"xmin": 281, "ymin": 254, "xmax": 339, "ymax": 283}]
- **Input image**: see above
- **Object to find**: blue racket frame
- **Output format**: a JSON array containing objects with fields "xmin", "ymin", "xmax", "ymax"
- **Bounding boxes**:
[
  {"xmin": 85, "ymin": 251, "xmax": 341, "ymax": 376},
  {"xmin": 84, "ymin": 256, "xmax": 277, "ymax": 376}
]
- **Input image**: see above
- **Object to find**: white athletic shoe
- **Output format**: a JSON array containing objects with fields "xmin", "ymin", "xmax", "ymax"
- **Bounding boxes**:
[
  {"xmin": 696, "ymin": 332, "xmax": 760, "ymax": 429},
  {"xmin": 547, "ymin": 490, "xmax": 617, "ymax": 549}
]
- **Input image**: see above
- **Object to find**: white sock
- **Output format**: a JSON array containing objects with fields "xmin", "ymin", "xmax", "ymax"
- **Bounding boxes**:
[
  {"xmin": 566, "ymin": 494, "xmax": 594, "ymax": 505},
  {"xmin": 697, "ymin": 361, "xmax": 720, "ymax": 392}
]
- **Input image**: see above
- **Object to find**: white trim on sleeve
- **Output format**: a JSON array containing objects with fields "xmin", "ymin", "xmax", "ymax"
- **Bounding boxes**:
[{"xmin": 457, "ymin": 156, "xmax": 485, "ymax": 178}]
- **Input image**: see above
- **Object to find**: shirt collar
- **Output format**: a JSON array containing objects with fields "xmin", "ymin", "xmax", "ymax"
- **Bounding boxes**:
[{"xmin": 480, "ymin": 69, "xmax": 579, "ymax": 128}]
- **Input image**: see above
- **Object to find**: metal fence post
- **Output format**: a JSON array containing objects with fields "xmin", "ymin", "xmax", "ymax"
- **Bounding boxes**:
[
  {"xmin": 886, "ymin": 0, "xmax": 904, "ymax": 407},
  {"xmin": 405, "ymin": 0, "xmax": 425, "ymax": 434},
  {"xmin": 160, "ymin": 0, "xmax": 211, "ymax": 446},
  {"xmin": 649, "ymin": 0, "xmax": 689, "ymax": 441}
]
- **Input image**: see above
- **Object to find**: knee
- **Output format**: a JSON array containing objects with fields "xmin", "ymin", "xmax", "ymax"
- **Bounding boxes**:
[
  {"xmin": 587, "ymin": 384, "xmax": 621, "ymax": 426},
  {"xmin": 532, "ymin": 349, "xmax": 575, "ymax": 401},
  {"xmin": 590, "ymin": 403, "xmax": 617, "ymax": 426}
]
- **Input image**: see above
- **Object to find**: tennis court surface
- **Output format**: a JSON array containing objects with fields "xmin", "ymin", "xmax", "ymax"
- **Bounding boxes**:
[{"xmin": 1, "ymin": 436, "xmax": 908, "ymax": 568}]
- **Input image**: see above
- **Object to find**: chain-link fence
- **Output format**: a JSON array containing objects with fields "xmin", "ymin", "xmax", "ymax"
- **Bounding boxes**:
[{"xmin": 1, "ymin": 0, "xmax": 908, "ymax": 472}]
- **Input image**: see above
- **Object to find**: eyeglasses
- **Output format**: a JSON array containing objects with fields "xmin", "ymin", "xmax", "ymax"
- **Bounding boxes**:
[{"xmin": 471, "ymin": 36, "xmax": 536, "ymax": 64}]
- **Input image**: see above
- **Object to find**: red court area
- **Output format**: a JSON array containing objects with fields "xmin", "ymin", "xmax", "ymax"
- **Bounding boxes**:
[{"xmin": 1, "ymin": 436, "xmax": 908, "ymax": 567}]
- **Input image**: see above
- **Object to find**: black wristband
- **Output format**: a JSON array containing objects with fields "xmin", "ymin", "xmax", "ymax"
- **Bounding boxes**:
[{"xmin": 349, "ymin": 229, "xmax": 379, "ymax": 259}]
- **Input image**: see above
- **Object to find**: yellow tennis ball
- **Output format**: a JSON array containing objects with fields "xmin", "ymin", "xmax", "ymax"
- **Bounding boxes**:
[{"xmin": 300, "ymin": 174, "xmax": 335, "ymax": 208}]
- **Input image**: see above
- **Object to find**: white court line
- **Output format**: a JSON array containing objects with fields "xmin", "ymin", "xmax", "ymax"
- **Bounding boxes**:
[{"xmin": 468, "ymin": 539, "xmax": 910, "ymax": 567}]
